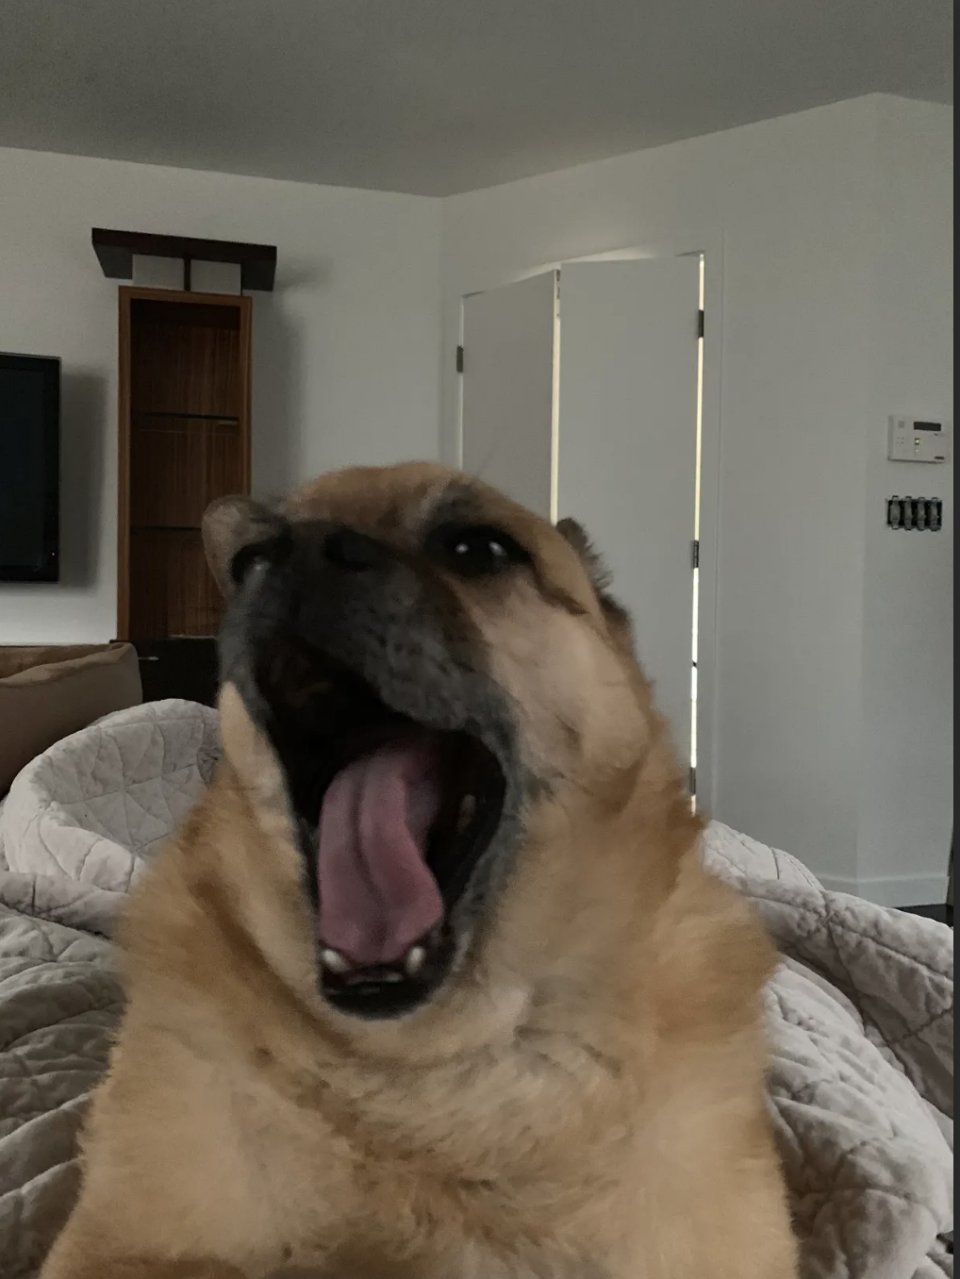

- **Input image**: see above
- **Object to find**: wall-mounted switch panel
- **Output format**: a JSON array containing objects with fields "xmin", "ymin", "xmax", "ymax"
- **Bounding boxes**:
[{"xmin": 888, "ymin": 416, "xmax": 952, "ymax": 463}]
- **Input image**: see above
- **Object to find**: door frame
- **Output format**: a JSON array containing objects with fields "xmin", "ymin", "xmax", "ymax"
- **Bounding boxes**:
[{"xmin": 455, "ymin": 234, "xmax": 724, "ymax": 813}]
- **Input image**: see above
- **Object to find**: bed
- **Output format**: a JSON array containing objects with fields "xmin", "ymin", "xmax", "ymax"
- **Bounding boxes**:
[{"xmin": 0, "ymin": 701, "xmax": 953, "ymax": 1279}]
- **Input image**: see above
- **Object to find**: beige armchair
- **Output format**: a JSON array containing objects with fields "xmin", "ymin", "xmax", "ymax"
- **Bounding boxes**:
[{"xmin": 0, "ymin": 643, "xmax": 142, "ymax": 795}]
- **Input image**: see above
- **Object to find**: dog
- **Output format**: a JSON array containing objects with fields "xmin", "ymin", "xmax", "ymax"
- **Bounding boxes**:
[{"xmin": 40, "ymin": 462, "xmax": 797, "ymax": 1278}]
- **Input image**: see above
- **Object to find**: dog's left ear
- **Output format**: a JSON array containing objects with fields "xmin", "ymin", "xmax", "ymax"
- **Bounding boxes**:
[{"xmin": 202, "ymin": 495, "xmax": 290, "ymax": 598}]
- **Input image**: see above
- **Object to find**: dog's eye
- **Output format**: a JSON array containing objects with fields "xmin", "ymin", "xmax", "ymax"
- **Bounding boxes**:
[{"xmin": 433, "ymin": 525, "xmax": 530, "ymax": 578}]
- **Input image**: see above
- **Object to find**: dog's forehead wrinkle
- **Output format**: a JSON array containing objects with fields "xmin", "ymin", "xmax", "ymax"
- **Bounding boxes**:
[
  {"xmin": 400, "ymin": 475, "xmax": 469, "ymax": 531},
  {"xmin": 423, "ymin": 481, "xmax": 484, "ymax": 530}
]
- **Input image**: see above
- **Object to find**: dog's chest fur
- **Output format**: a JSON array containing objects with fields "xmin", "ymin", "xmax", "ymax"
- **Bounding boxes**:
[{"xmin": 213, "ymin": 1043, "xmax": 623, "ymax": 1278}]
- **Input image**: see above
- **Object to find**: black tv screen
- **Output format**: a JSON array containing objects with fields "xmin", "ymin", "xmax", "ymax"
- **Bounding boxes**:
[{"xmin": 0, "ymin": 353, "xmax": 60, "ymax": 582}]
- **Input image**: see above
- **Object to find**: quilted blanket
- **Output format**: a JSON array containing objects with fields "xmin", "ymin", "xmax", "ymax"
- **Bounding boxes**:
[
  {"xmin": 0, "ymin": 700, "xmax": 220, "ymax": 935},
  {"xmin": 704, "ymin": 827, "xmax": 954, "ymax": 1279},
  {"xmin": 0, "ymin": 908, "xmax": 119, "ymax": 1278},
  {"xmin": 0, "ymin": 702, "xmax": 953, "ymax": 1279}
]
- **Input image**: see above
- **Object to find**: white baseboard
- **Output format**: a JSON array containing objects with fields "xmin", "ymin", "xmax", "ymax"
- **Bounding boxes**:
[{"xmin": 818, "ymin": 872, "xmax": 949, "ymax": 909}]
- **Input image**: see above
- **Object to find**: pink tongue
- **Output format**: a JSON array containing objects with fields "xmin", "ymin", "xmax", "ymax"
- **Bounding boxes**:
[{"xmin": 316, "ymin": 741, "xmax": 445, "ymax": 967}]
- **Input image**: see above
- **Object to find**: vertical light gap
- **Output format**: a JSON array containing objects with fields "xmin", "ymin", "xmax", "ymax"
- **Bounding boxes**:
[
  {"xmin": 456, "ymin": 298, "xmax": 466, "ymax": 470},
  {"xmin": 550, "ymin": 269, "xmax": 561, "ymax": 523},
  {"xmin": 690, "ymin": 255, "xmax": 705, "ymax": 807}
]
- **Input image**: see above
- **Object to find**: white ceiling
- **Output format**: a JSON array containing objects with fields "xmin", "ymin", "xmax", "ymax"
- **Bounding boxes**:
[{"xmin": 0, "ymin": 0, "xmax": 952, "ymax": 196}]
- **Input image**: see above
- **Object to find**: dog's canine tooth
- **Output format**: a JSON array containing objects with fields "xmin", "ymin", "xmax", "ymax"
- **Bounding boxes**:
[
  {"xmin": 404, "ymin": 945, "xmax": 427, "ymax": 976},
  {"xmin": 321, "ymin": 948, "xmax": 350, "ymax": 974},
  {"xmin": 456, "ymin": 794, "xmax": 476, "ymax": 834}
]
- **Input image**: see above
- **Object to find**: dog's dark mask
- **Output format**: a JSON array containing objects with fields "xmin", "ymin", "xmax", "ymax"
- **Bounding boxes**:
[{"xmin": 204, "ymin": 496, "xmax": 528, "ymax": 1020}]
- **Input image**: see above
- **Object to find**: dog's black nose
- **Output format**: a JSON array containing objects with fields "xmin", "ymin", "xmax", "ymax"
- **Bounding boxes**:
[{"xmin": 324, "ymin": 527, "xmax": 386, "ymax": 572}]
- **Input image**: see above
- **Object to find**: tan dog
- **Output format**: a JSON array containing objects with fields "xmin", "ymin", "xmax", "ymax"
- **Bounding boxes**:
[{"xmin": 40, "ymin": 463, "xmax": 796, "ymax": 1279}]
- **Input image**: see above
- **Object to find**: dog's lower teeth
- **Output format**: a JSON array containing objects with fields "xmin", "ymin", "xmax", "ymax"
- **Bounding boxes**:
[
  {"xmin": 404, "ymin": 945, "xmax": 427, "ymax": 976},
  {"xmin": 321, "ymin": 948, "xmax": 350, "ymax": 974},
  {"xmin": 383, "ymin": 971, "xmax": 405, "ymax": 983}
]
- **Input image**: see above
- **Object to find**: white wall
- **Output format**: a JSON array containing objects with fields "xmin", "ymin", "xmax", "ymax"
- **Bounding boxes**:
[
  {"xmin": 0, "ymin": 146, "xmax": 441, "ymax": 643},
  {"xmin": 857, "ymin": 99, "xmax": 954, "ymax": 905},
  {"xmin": 441, "ymin": 95, "xmax": 953, "ymax": 901}
]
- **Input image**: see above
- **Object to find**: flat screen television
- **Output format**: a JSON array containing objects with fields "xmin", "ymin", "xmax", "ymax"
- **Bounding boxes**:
[{"xmin": 0, "ymin": 353, "xmax": 61, "ymax": 582}]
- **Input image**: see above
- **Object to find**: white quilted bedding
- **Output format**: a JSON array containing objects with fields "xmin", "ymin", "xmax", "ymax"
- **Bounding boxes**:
[
  {"xmin": 0, "ymin": 700, "xmax": 220, "ymax": 935},
  {"xmin": 0, "ymin": 702, "xmax": 953, "ymax": 1279},
  {"xmin": 704, "ymin": 827, "xmax": 954, "ymax": 1279}
]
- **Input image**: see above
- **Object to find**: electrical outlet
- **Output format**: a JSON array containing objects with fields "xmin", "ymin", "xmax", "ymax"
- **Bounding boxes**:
[{"xmin": 887, "ymin": 497, "xmax": 943, "ymax": 530}]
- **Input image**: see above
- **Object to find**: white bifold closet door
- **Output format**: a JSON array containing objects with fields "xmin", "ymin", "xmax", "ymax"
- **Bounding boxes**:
[
  {"xmin": 461, "ymin": 271, "xmax": 558, "ymax": 519},
  {"xmin": 557, "ymin": 258, "xmax": 700, "ymax": 767},
  {"xmin": 460, "ymin": 257, "xmax": 700, "ymax": 766}
]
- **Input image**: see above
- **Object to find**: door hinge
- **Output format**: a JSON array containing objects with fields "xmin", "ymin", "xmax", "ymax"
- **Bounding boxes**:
[
  {"xmin": 697, "ymin": 309, "xmax": 705, "ymax": 338},
  {"xmin": 456, "ymin": 345, "xmax": 464, "ymax": 373},
  {"xmin": 689, "ymin": 766, "xmax": 697, "ymax": 795},
  {"xmin": 692, "ymin": 539, "xmax": 700, "ymax": 569}
]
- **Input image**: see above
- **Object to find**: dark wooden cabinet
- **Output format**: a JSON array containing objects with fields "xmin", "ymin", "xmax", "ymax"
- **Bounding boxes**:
[
  {"xmin": 117, "ymin": 287, "xmax": 251, "ymax": 643},
  {"xmin": 135, "ymin": 637, "xmax": 220, "ymax": 708}
]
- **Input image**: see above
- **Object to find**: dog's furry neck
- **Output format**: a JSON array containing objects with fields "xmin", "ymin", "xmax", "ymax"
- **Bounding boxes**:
[{"xmin": 123, "ymin": 722, "xmax": 709, "ymax": 1191}]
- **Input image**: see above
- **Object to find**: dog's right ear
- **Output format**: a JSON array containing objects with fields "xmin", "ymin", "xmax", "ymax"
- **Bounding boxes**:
[
  {"xmin": 202, "ymin": 495, "xmax": 290, "ymax": 598},
  {"xmin": 557, "ymin": 516, "xmax": 634, "ymax": 649},
  {"xmin": 556, "ymin": 517, "xmax": 612, "ymax": 595}
]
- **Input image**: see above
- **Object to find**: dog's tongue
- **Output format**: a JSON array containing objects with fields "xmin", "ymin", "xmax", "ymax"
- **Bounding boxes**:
[{"xmin": 316, "ymin": 740, "xmax": 444, "ymax": 967}]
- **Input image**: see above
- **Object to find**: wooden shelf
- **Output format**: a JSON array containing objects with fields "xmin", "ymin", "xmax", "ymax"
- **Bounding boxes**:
[
  {"xmin": 133, "ymin": 410, "xmax": 240, "ymax": 425},
  {"xmin": 131, "ymin": 524, "xmax": 203, "ymax": 533},
  {"xmin": 93, "ymin": 228, "xmax": 277, "ymax": 292}
]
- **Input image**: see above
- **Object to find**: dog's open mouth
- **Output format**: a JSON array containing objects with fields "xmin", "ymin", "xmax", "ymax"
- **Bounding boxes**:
[{"xmin": 259, "ymin": 646, "xmax": 506, "ymax": 1019}]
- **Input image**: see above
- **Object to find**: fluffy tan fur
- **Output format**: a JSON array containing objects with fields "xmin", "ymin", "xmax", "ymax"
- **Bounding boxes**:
[{"xmin": 41, "ymin": 463, "xmax": 797, "ymax": 1279}]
